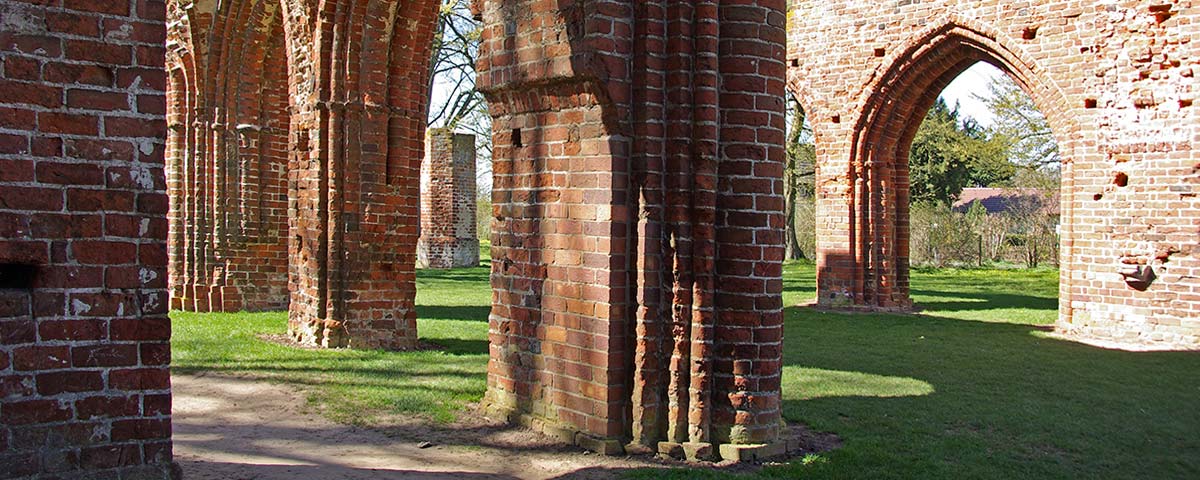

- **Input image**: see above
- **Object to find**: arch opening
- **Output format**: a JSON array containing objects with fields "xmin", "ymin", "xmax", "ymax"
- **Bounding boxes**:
[
  {"xmin": 908, "ymin": 62, "xmax": 1062, "ymax": 274},
  {"xmin": 831, "ymin": 25, "xmax": 1075, "ymax": 312}
]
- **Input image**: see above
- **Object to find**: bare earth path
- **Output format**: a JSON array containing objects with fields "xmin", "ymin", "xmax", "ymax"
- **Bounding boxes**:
[{"xmin": 172, "ymin": 373, "xmax": 664, "ymax": 480}]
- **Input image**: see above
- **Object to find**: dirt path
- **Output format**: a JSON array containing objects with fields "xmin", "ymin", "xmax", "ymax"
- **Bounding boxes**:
[{"xmin": 172, "ymin": 372, "xmax": 666, "ymax": 480}]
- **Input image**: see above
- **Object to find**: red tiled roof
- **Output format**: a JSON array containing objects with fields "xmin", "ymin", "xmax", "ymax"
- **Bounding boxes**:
[{"xmin": 953, "ymin": 188, "xmax": 1060, "ymax": 215}]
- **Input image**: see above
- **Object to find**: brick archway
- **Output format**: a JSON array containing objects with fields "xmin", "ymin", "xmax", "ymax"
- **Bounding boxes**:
[
  {"xmin": 789, "ymin": 1, "xmax": 1200, "ymax": 349},
  {"xmin": 4, "ymin": 0, "xmax": 1198, "ymax": 477},
  {"xmin": 166, "ymin": 0, "xmax": 441, "ymax": 349},
  {"xmin": 164, "ymin": 0, "xmax": 795, "ymax": 458},
  {"xmin": 166, "ymin": 0, "xmax": 291, "ymax": 314},
  {"xmin": 831, "ymin": 20, "xmax": 1077, "ymax": 310}
]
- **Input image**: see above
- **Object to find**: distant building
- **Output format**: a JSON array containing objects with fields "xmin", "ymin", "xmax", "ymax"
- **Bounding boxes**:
[{"xmin": 953, "ymin": 188, "xmax": 1060, "ymax": 216}]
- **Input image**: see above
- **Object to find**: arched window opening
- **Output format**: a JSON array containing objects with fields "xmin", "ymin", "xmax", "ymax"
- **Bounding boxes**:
[{"xmin": 908, "ymin": 62, "xmax": 1062, "ymax": 276}]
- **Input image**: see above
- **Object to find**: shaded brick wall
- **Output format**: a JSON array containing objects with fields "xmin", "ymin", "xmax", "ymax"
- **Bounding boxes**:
[
  {"xmin": 477, "ymin": 0, "xmax": 789, "ymax": 457},
  {"xmin": 0, "ymin": 0, "xmax": 174, "ymax": 478},
  {"xmin": 788, "ymin": 0, "xmax": 1199, "ymax": 349},
  {"xmin": 419, "ymin": 128, "xmax": 479, "ymax": 269}
]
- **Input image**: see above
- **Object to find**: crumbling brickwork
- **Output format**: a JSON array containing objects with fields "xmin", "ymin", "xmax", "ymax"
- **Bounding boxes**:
[
  {"xmin": 17, "ymin": 0, "xmax": 1194, "ymax": 476},
  {"xmin": 788, "ymin": 0, "xmax": 1199, "ymax": 349},
  {"xmin": 477, "ymin": 0, "xmax": 790, "ymax": 459},
  {"xmin": 419, "ymin": 128, "xmax": 479, "ymax": 269},
  {"xmin": 0, "ymin": 0, "xmax": 174, "ymax": 478},
  {"xmin": 166, "ymin": 0, "xmax": 441, "ymax": 349}
]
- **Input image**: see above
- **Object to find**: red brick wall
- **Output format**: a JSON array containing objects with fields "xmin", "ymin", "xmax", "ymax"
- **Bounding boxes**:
[
  {"xmin": 166, "ymin": 0, "xmax": 441, "ymax": 349},
  {"xmin": 282, "ymin": 0, "xmax": 440, "ymax": 350},
  {"xmin": 419, "ymin": 128, "xmax": 479, "ymax": 269},
  {"xmin": 788, "ymin": 1, "xmax": 1200, "ymax": 349},
  {"xmin": 166, "ymin": 0, "xmax": 289, "ymax": 314},
  {"xmin": 477, "ymin": 0, "xmax": 788, "ymax": 455},
  {"xmin": 0, "ymin": 0, "xmax": 174, "ymax": 478}
]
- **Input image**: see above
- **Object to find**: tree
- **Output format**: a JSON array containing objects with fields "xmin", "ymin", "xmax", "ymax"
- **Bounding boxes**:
[
  {"xmin": 784, "ymin": 93, "xmax": 816, "ymax": 260},
  {"xmin": 427, "ymin": 0, "xmax": 493, "ymax": 196},
  {"xmin": 428, "ymin": 0, "xmax": 484, "ymax": 131},
  {"xmin": 980, "ymin": 76, "xmax": 1059, "ymax": 170},
  {"xmin": 909, "ymin": 99, "xmax": 1012, "ymax": 204}
]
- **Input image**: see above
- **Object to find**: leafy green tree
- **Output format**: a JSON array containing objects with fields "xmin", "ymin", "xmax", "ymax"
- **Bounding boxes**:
[
  {"xmin": 960, "ymin": 117, "xmax": 1016, "ymax": 187},
  {"xmin": 909, "ymin": 99, "xmax": 1011, "ymax": 204}
]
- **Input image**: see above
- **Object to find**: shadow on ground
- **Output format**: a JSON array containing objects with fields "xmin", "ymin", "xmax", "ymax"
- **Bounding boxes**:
[{"xmin": 175, "ymin": 263, "xmax": 1200, "ymax": 479}]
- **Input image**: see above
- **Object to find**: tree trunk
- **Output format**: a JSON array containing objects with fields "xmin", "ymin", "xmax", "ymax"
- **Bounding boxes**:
[{"xmin": 785, "ymin": 95, "xmax": 805, "ymax": 261}]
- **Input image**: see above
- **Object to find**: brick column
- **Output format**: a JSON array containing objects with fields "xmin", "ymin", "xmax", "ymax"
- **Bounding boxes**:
[
  {"xmin": 282, "ymin": 0, "xmax": 441, "ymax": 350},
  {"xmin": 419, "ymin": 128, "xmax": 479, "ymax": 269},
  {"xmin": 0, "ymin": 1, "xmax": 175, "ymax": 478},
  {"xmin": 477, "ymin": 0, "xmax": 788, "ymax": 460}
]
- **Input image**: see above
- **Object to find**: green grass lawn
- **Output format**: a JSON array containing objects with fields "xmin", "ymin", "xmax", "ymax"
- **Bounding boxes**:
[
  {"xmin": 172, "ymin": 261, "xmax": 1200, "ymax": 478},
  {"xmin": 171, "ymin": 257, "xmax": 492, "ymax": 424}
]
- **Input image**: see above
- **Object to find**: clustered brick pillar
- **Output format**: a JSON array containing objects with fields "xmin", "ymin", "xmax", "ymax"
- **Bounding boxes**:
[
  {"xmin": 167, "ymin": 0, "xmax": 442, "ymax": 349},
  {"xmin": 477, "ymin": 0, "xmax": 788, "ymax": 460},
  {"xmin": 0, "ymin": 0, "xmax": 175, "ymax": 478},
  {"xmin": 788, "ymin": 1, "xmax": 1199, "ymax": 349},
  {"xmin": 419, "ymin": 128, "xmax": 480, "ymax": 269},
  {"xmin": 165, "ymin": 0, "xmax": 290, "ymax": 314}
]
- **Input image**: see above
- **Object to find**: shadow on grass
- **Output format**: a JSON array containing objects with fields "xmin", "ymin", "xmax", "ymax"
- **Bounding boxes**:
[
  {"xmin": 776, "ymin": 309, "xmax": 1200, "ymax": 479},
  {"xmin": 909, "ymin": 289, "xmax": 1060, "ymax": 313},
  {"xmin": 175, "ymin": 263, "xmax": 1200, "ymax": 479},
  {"xmin": 416, "ymin": 263, "xmax": 491, "ymax": 283}
]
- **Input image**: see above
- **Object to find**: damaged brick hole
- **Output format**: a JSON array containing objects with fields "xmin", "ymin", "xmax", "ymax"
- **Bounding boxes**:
[
  {"xmin": 1113, "ymin": 172, "xmax": 1129, "ymax": 187},
  {"xmin": 1150, "ymin": 4, "xmax": 1175, "ymax": 23},
  {"xmin": 1119, "ymin": 260, "xmax": 1156, "ymax": 291},
  {"xmin": 0, "ymin": 263, "xmax": 37, "ymax": 289}
]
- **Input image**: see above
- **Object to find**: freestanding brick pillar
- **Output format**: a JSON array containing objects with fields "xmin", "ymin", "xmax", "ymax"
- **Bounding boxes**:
[
  {"xmin": 419, "ymin": 128, "xmax": 480, "ymax": 269},
  {"xmin": 477, "ymin": 0, "xmax": 789, "ymax": 459},
  {"xmin": 787, "ymin": 1, "xmax": 1200, "ymax": 350}
]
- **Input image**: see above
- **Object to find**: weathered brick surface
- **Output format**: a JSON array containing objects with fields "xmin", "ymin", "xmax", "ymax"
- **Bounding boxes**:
[
  {"xmin": 165, "ymin": 0, "xmax": 290, "ymax": 314},
  {"xmin": 788, "ymin": 1, "xmax": 1199, "ymax": 350},
  {"xmin": 166, "ymin": 0, "xmax": 441, "ymax": 349},
  {"xmin": 477, "ymin": 0, "xmax": 788, "ymax": 452},
  {"xmin": 0, "ymin": 0, "xmax": 174, "ymax": 478},
  {"xmin": 419, "ymin": 128, "xmax": 479, "ymax": 269}
]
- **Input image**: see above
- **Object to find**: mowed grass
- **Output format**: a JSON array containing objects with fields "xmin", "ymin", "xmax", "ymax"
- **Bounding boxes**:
[
  {"xmin": 172, "ymin": 261, "xmax": 1200, "ymax": 478},
  {"xmin": 171, "ymin": 252, "xmax": 492, "ymax": 424}
]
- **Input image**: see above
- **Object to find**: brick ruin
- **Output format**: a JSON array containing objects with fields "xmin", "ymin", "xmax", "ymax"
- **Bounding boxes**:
[
  {"xmin": 419, "ymin": 128, "xmax": 479, "ymax": 269},
  {"xmin": 0, "ymin": 0, "xmax": 173, "ymax": 477},
  {"xmin": 475, "ymin": 0, "xmax": 789, "ymax": 457},
  {"xmin": 1, "ymin": 0, "xmax": 1198, "ymax": 478},
  {"xmin": 165, "ymin": 0, "xmax": 441, "ymax": 350},
  {"xmin": 789, "ymin": 0, "xmax": 1199, "ymax": 349}
]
